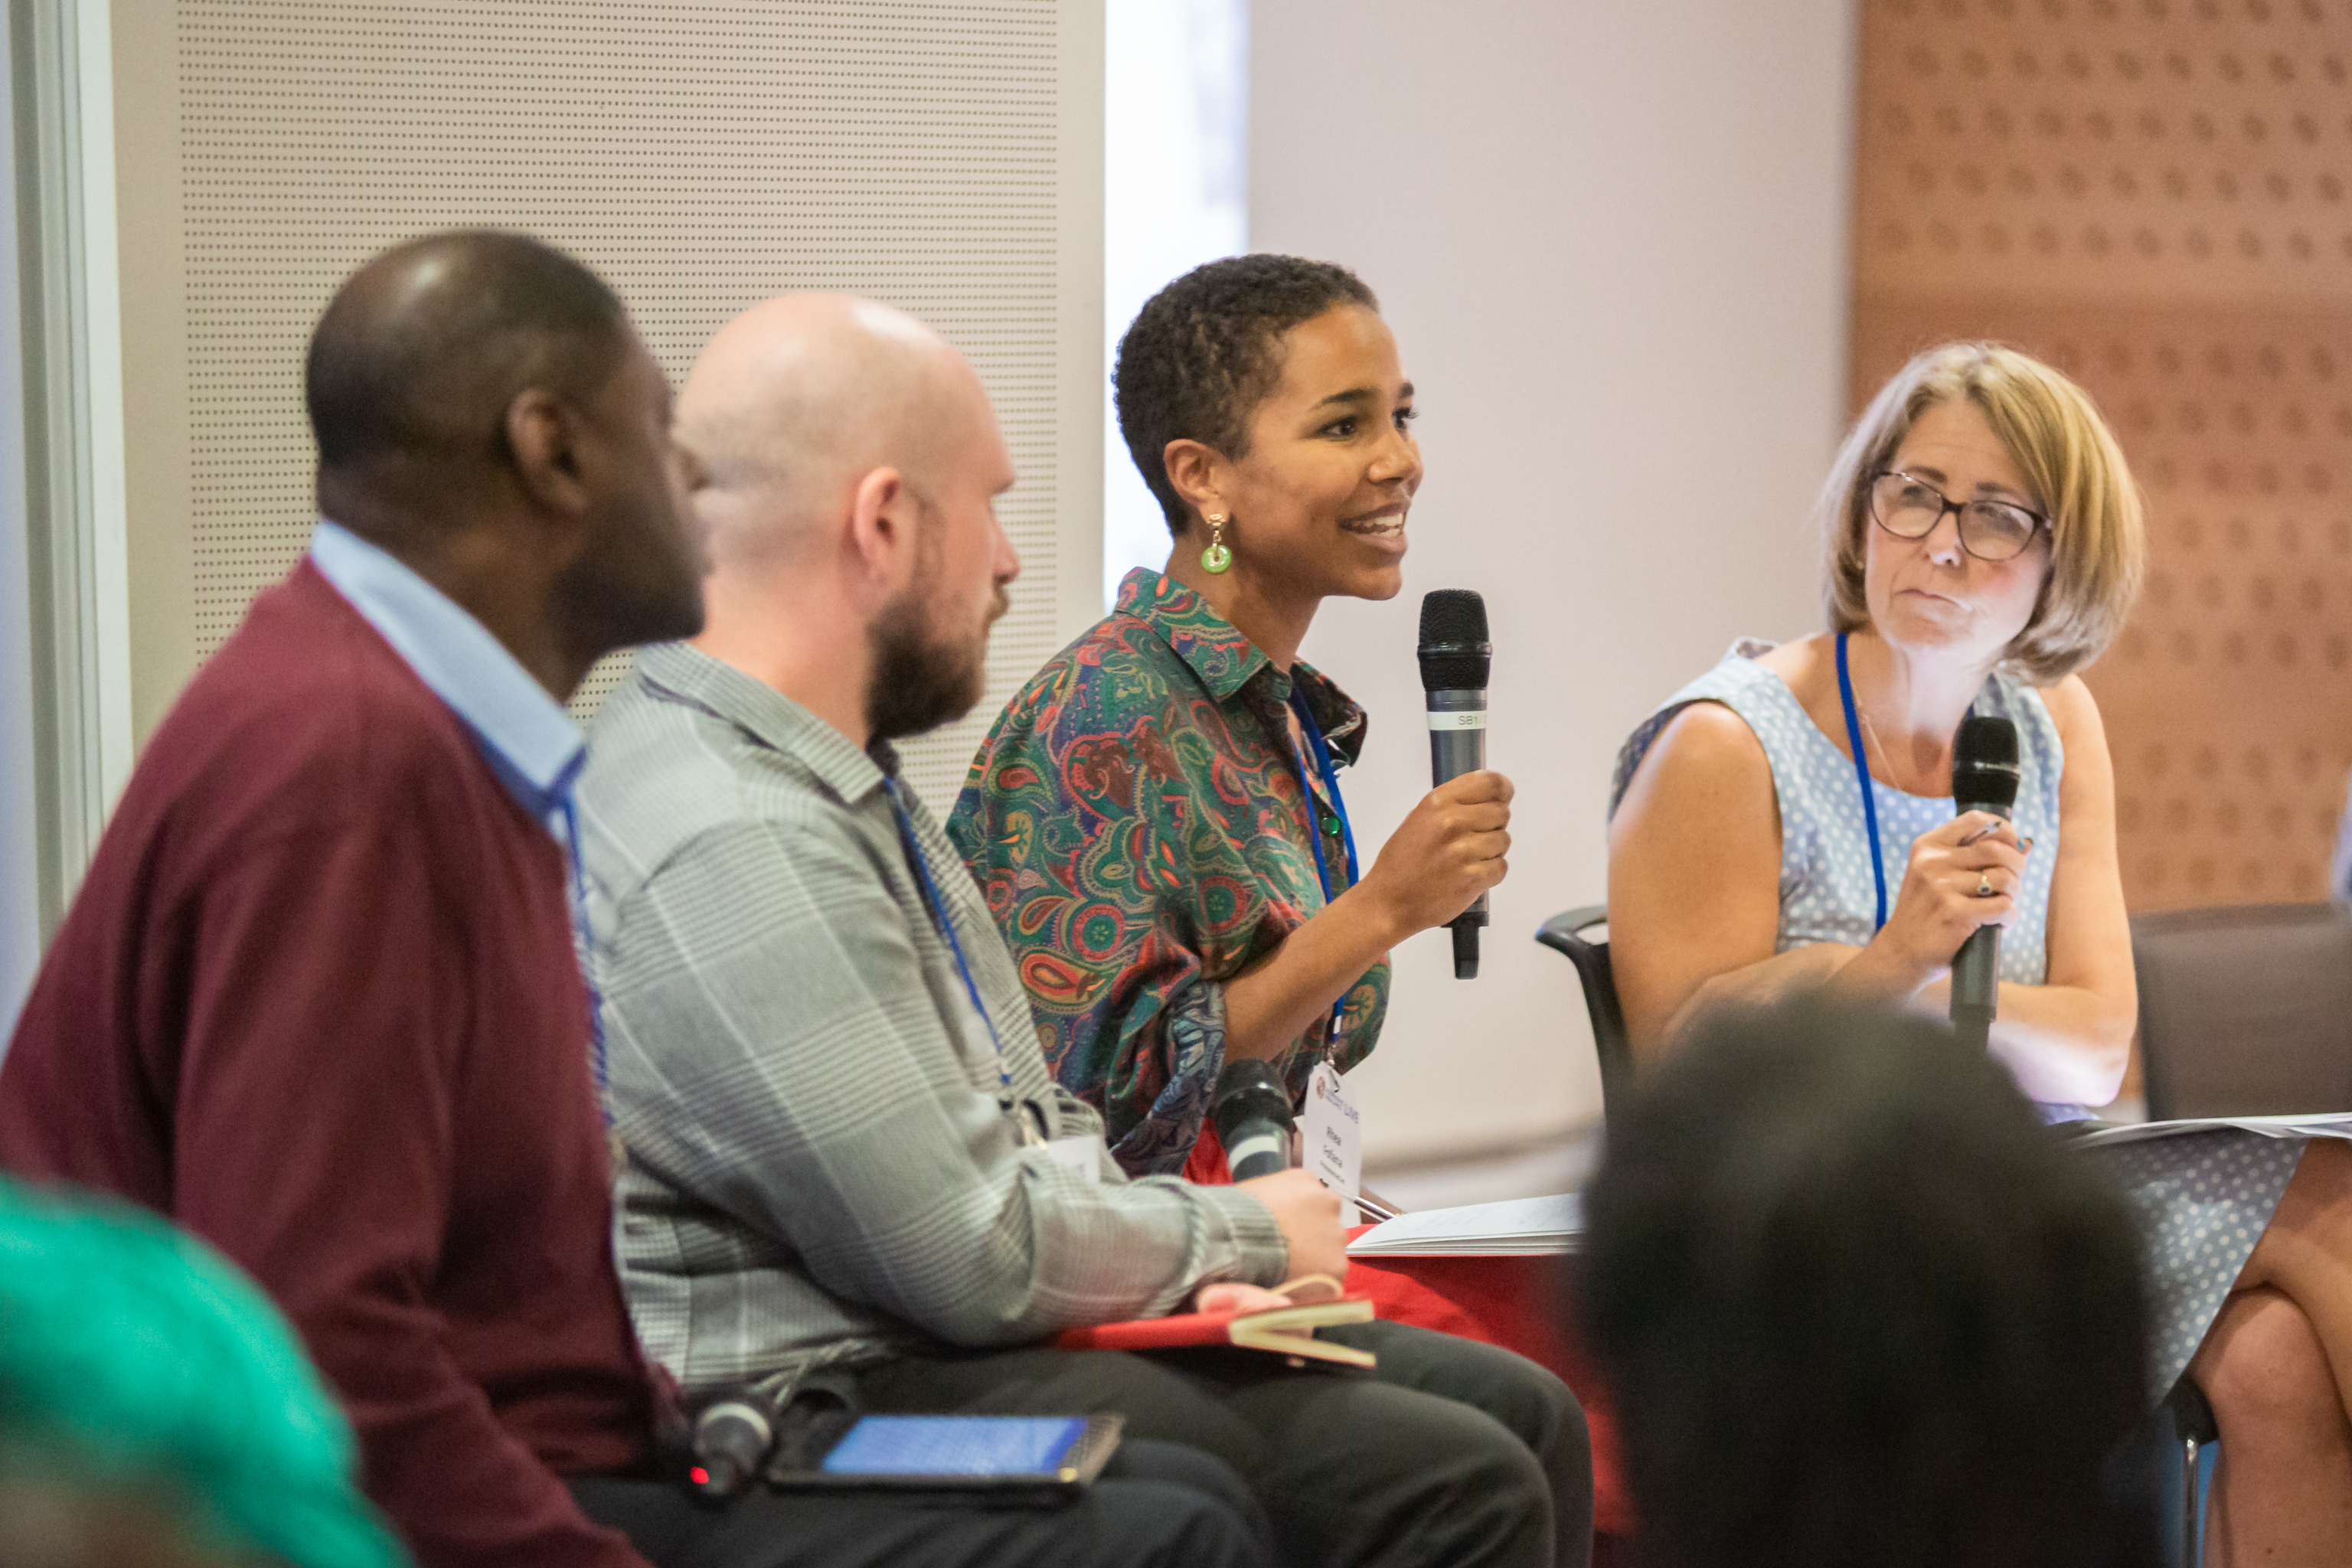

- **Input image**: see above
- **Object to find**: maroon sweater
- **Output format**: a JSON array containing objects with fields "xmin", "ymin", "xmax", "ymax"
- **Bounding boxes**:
[{"xmin": 0, "ymin": 562, "xmax": 657, "ymax": 1568}]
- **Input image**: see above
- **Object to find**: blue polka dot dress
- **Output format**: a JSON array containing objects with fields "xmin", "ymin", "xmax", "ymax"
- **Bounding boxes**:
[{"xmin": 1613, "ymin": 640, "xmax": 2305, "ymax": 1400}]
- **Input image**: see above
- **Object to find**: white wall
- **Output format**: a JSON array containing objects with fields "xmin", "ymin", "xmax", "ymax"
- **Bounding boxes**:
[
  {"xmin": 103, "ymin": 0, "xmax": 1103, "ymax": 818},
  {"xmin": 1252, "ymin": 0, "xmax": 1858, "ymax": 1162},
  {"xmin": 0, "ymin": 10, "xmax": 44, "ymax": 1032}
]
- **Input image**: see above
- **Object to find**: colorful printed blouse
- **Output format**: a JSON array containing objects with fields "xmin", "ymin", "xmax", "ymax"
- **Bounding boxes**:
[{"xmin": 948, "ymin": 568, "xmax": 1389, "ymax": 1175}]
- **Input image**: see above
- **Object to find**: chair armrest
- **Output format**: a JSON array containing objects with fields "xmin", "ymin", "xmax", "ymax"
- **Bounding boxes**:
[
  {"xmin": 2164, "ymin": 1378, "xmax": 2218, "ymax": 1447},
  {"xmin": 1536, "ymin": 905, "xmax": 1609, "ymax": 957}
]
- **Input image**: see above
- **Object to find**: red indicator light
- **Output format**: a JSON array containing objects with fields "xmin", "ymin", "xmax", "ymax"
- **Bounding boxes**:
[{"xmin": 688, "ymin": 1466, "xmax": 710, "ymax": 1485}]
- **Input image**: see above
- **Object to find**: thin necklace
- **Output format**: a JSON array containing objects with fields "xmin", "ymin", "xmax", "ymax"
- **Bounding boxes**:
[
  {"xmin": 1859, "ymin": 705, "xmax": 1959, "ymax": 796},
  {"xmin": 1855, "ymin": 705, "xmax": 1899, "ymax": 789},
  {"xmin": 1845, "ymin": 636, "xmax": 1896, "ymax": 787}
]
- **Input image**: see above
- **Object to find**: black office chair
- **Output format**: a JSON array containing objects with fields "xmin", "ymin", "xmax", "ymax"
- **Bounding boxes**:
[
  {"xmin": 1534, "ymin": 905, "xmax": 1631, "ymax": 1119},
  {"xmin": 2132, "ymin": 902, "xmax": 2352, "ymax": 1120},
  {"xmin": 2161, "ymin": 1383, "xmax": 2217, "ymax": 1568},
  {"xmin": 1537, "ymin": 902, "xmax": 2224, "ymax": 1565},
  {"xmin": 2128, "ymin": 902, "xmax": 2352, "ymax": 1565}
]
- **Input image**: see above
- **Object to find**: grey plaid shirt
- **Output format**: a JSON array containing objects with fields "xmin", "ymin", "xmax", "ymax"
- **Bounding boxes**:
[{"xmin": 577, "ymin": 643, "xmax": 1286, "ymax": 1396}]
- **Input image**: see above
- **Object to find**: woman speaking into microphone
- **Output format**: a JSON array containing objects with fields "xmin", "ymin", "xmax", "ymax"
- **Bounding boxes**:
[
  {"xmin": 948, "ymin": 256, "xmax": 1510, "ymax": 1181},
  {"xmin": 1608, "ymin": 341, "xmax": 2352, "ymax": 1560}
]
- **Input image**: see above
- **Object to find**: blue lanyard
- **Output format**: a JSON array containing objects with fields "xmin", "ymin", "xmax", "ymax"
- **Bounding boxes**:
[
  {"xmin": 1834, "ymin": 632, "xmax": 1890, "ymax": 934},
  {"xmin": 884, "ymin": 778, "xmax": 1021, "ymax": 1120},
  {"xmin": 558, "ymin": 793, "xmax": 612, "ymax": 1123},
  {"xmin": 1285, "ymin": 684, "xmax": 1361, "ymax": 1047}
]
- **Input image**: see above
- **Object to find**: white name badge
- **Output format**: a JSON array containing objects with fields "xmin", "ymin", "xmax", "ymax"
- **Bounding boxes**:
[
  {"xmin": 1426, "ymin": 710, "xmax": 1488, "ymax": 730},
  {"xmin": 1043, "ymin": 1134, "xmax": 1104, "ymax": 1184},
  {"xmin": 1302, "ymin": 1063, "xmax": 1363, "ymax": 1200}
]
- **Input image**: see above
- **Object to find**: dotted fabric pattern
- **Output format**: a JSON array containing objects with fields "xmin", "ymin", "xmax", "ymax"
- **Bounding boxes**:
[
  {"xmin": 2101, "ymin": 1129, "xmax": 2303, "ymax": 1400},
  {"xmin": 172, "ymin": 0, "xmax": 1070, "ymax": 812},
  {"xmin": 1852, "ymin": 0, "xmax": 2352, "ymax": 910},
  {"xmin": 1614, "ymin": 641, "xmax": 2302, "ymax": 1401},
  {"xmin": 1611, "ymin": 640, "xmax": 2061, "ymax": 985}
]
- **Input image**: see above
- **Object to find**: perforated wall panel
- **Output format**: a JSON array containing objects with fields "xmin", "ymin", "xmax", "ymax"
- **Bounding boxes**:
[
  {"xmin": 1853, "ymin": 0, "xmax": 2352, "ymax": 910},
  {"xmin": 136, "ymin": 0, "xmax": 1097, "ymax": 811}
]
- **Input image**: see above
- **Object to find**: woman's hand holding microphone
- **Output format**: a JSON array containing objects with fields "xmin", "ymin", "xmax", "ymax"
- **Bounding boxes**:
[
  {"xmin": 1222, "ymin": 770, "xmax": 1513, "ymax": 1063},
  {"xmin": 1851, "ymin": 812, "xmax": 2033, "ymax": 996},
  {"xmin": 1353, "ymin": 770, "xmax": 1515, "ymax": 943}
]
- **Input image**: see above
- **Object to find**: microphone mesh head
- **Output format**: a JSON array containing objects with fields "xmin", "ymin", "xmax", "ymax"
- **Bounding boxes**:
[
  {"xmin": 1210, "ymin": 1057, "xmax": 1295, "ymax": 1142},
  {"xmin": 1952, "ymin": 715, "xmax": 2021, "ymax": 812},
  {"xmin": 1417, "ymin": 590, "xmax": 1491, "ymax": 691}
]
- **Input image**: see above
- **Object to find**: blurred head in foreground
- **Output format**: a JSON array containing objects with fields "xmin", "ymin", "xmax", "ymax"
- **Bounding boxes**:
[
  {"xmin": 0, "ymin": 1177, "xmax": 401, "ymax": 1568},
  {"xmin": 1579, "ymin": 998, "xmax": 2149, "ymax": 1568}
]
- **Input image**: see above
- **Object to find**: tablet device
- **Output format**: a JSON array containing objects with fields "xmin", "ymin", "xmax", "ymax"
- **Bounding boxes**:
[{"xmin": 766, "ymin": 1413, "xmax": 1124, "ymax": 1494}]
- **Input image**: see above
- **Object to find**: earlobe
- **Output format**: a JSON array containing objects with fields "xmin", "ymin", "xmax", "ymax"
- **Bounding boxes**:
[
  {"xmin": 1161, "ymin": 439, "xmax": 1224, "ymax": 531},
  {"xmin": 847, "ymin": 466, "xmax": 913, "ymax": 587},
  {"xmin": 505, "ymin": 390, "xmax": 591, "ymax": 514}
]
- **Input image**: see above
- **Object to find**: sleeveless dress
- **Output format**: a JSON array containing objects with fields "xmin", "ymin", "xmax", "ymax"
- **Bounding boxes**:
[{"xmin": 1613, "ymin": 641, "xmax": 2305, "ymax": 1400}]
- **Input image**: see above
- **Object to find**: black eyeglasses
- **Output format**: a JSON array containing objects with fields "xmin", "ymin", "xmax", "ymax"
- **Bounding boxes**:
[{"xmin": 1867, "ymin": 470, "xmax": 2050, "ymax": 564}]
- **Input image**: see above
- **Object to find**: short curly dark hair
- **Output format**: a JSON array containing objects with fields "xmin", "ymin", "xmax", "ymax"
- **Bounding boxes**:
[{"xmin": 1113, "ymin": 254, "xmax": 1379, "ymax": 536}]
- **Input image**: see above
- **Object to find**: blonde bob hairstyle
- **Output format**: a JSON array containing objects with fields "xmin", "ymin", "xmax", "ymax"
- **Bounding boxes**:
[{"xmin": 1821, "ymin": 342, "xmax": 2146, "ymax": 685}]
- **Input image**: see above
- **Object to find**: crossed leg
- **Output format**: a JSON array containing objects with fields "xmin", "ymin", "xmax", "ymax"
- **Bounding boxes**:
[{"xmin": 2190, "ymin": 1142, "xmax": 2352, "ymax": 1566}]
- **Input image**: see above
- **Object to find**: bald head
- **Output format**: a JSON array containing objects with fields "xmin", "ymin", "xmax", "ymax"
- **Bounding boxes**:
[
  {"xmin": 306, "ymin": 231, "xmax": 631, "ymax": 496},
  {"xmin": 677, "ymin": 295, "xmax": 989, "ymax": 560}
]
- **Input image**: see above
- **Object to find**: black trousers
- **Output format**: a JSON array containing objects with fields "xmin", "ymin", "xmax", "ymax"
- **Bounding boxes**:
[
  {"xmin": 570, "ymin": 1437, "xmax": 1274, "ymax": 1568},
  {"xmin": 856, "ymin": 1319, "xmax": 1593, "ymax": 1568}
]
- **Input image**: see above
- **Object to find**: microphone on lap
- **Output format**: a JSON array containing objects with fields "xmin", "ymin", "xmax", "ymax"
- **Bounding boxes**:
[
  {"xmin": 688, "ymin": 1387, "xmax": 782, "ymax": 1498},
  {"xmin": 1211, "ymin": 1058, "xmax": 1295, "ymax": 1182},
  {"xmin": 1949, "ymin": 715, "xmax": 2021, "ymax": 1053},
  {"xmin": 1417, "ymin": 590, "xmax": 1492, "ymax": 981}
]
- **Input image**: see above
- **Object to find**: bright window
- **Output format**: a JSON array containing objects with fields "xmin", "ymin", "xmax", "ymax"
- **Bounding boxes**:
[{"xmin": 1102, "ymin": 0, "xmax": 1248, "ymax": 609}]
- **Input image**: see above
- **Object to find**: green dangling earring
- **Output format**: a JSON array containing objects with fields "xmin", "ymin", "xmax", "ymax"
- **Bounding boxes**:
[{"xmin": 1200, "ymin": 512, "xmax": 1233, "ymax": 574}]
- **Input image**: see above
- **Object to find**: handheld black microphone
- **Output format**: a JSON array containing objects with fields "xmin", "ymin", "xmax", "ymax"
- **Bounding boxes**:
[
  {"xmin": 689, "ymin": 1386, "xmax": 782, "ymax": 1498},
  {"xmin": 1949, "ymin": 715, "xmax": 2021, "ymax": 1053},
  {"xmin": 1417, "ymin": 590, "xmax": 1491, "ymax": 980},
  {"xmin": 1210, "ymin": 1057, "xmax": 1295, "ymax": 1181}
]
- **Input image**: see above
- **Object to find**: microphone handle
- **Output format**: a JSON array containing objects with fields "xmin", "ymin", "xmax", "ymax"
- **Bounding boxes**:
[
  {"xmin": 1950, "ymin": 925, "xmax": 1998, "ymax": 1053},
  {"xmin": 1224, "ymin": 1119, "xmax": 1290, "ymax": 1182},
  {"xmin": 1948, "ymin": 796, "xmax": 2011, "ymax": 1050},
  {"xmin": 1428, "ymin": 691, "xmax": 1489, "ymax": 979},
  {"xmin": 1449, "ymin": 919, "xmax": 1481, "ymax": 980},
  {"xmin": 1426, "ymin": 689, "xmax": 1487, "ymax": 786}
]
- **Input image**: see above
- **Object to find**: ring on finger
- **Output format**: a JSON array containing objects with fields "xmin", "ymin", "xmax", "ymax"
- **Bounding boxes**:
[{"xmin": 1976, "ymin": 872, "xmax": 1994, "ymax": 898}]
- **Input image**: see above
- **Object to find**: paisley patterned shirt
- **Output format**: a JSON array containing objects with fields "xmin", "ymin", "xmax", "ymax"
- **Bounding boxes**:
[{"xmin": 949, "ymin": 568, "xmax": 1390, "ymax": 1175}]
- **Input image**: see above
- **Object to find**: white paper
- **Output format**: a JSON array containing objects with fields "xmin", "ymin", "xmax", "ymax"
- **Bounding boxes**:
[
  {"xmin": 1344, "ymin": 1193, "xmax": 1584, "ymax": 1257},
  {"xmin": 2066, "ymin": 1111, "xmax": 2352, "ymax": 1150}
]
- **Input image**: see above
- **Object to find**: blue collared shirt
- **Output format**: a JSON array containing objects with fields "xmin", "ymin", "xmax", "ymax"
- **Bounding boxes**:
[
  {"xmin": 310, "ymin": 519, "xmax": 612, "ymax": 1111},
  {"xmin": 308, "ymin": 520, "xmax": 584, "ymax": 829}
]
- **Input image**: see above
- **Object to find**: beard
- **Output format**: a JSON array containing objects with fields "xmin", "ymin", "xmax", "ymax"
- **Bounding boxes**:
[{"xmin": 864, "ymin": 566, "xmax": 995, "ymax": 743}]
